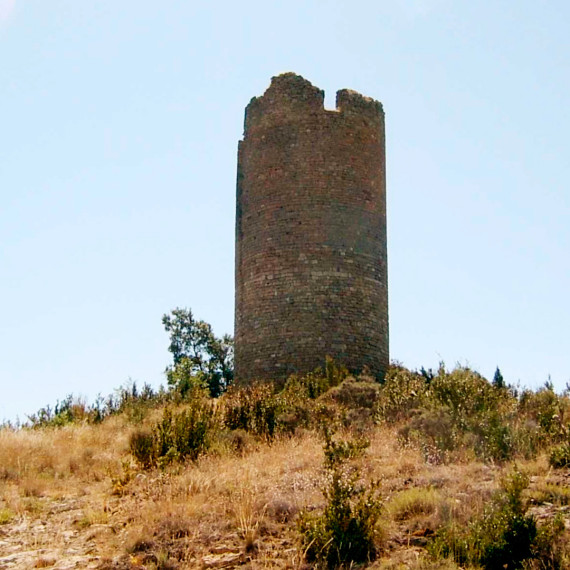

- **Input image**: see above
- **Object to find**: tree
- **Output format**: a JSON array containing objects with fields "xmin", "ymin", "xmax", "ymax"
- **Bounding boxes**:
[
  {"xmin": 493, "ymin": 366, "xmax": 505, "ymax": 389},
  {"xmin": 162, "ymin": 308, "xmax": 234, "ymax": 397}
]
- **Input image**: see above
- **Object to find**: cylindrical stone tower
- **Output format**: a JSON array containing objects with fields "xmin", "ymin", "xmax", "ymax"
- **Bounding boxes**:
[{"xmin": 235, "ymin": 73, "xmax": 388, "ymax": 382}]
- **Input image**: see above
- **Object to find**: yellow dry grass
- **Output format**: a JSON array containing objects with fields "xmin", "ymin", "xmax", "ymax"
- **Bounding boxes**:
[{"xmin": 0, "ymin": 411, "xmax": 568, "ymax": 569}]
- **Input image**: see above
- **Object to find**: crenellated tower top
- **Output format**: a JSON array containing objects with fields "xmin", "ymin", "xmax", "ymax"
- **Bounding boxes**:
[{"xmin": 244, "ymin": 73, "xmax": 383, "ymax": 134}]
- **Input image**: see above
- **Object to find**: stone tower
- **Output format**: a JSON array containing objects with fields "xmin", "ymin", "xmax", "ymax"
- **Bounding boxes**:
[{"xmin": 235, "ymin": 73, "xmax": 388, "ymax": 382}]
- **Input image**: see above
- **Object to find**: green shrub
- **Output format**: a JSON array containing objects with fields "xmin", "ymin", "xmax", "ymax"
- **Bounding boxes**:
[
  {"xmin": 129, "ymin": 429, "xmax": 156, "ymax": 469},
  {"xmin": 282, "ymin": 357, "xmax": 347, "ymax": 403},
  {"xmin": 27, "ymin": 395, "xmax": 90, "ymax": 428},
  {"xmin": 428, "ymin": 366, "xmax": 506, "ymax": 423},
  {"xmin": 471, "ymin": 410, "xmax": 513, "ymax": 462},
  {"xmin": 26, "ymin": 381, "xmax": 167, "ymax": 428},
  {"xmin": 129, "ymin": 401, "xmax": 214, "ymax": 468},
  {"xmin": 221, "ymin": 373, "xmax": 341, "ymax": 438},
  {"xmin": 221, "ymin": 383, "xmax": 278, "ymax": 438},
  {"xmin": 299, "ymin": 468, "xmax": 381, "ymax": 568},
  {"xmin": 284, "ymin": 370, "xmax": 330, "ymax": 400},
  {"xmin": 376, "ymin": 367, "xmax": 427, "ymax": 423},
  {"xmin": 471, "ymin": 470, "xmax": 537, "ymax": 569},
  {"xmin": 429, "ymin": 469, "xmax": 565, "ymax": 569},
  {"xmin": 509, "ymin": 419, "xmax": 542, "ymax": 460},
  {"xmin": 398, "ymin": 408, "xmax": 458, "ymax": 464},
  {"xmin": 549, "ymin": 442, "xmax": 570, "ymax": 469},
  {"xmin": 327, "ymin": 379, "xmax": 380, "ymax": 410},
  {"xmin": 325, "ymin": 356, "xmax": 349, "ymax": 388},
  {"xmin": 531, "ymin": 514, "xmax": 568, "ymax": 569},
  {"xmin": 322, "ymin": 425, "xmax": 369, "ymax": 469},
  {"xmin": 393, "ymin": 365, "xmax": 523, "ymax": 463},
  {"xmin": 299, "ymin": 429, "xmax": 381, "ymax": 568},
  {"xmin": 155, "ymin": 405, "xmax": 213, "ymax": 464},
  {"xmin": 279, "ymin": 372, "xmax": 331, "ymax": 432},
  {"xmin": 519, "ymin": 384, "xmax": 568, "ymax": 444}
]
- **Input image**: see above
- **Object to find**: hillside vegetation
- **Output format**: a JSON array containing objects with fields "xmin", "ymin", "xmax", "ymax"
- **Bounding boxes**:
[{"xmin": 1, "ymin": 359, "xmax": 570, "ymax": 569}]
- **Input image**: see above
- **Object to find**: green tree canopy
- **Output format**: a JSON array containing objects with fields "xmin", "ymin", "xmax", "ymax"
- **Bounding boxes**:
[
  {"xmin": 493, "ymin": 366, "xmax": 505, "ymax": 389},
  {"xmin": 162, "ymin": 308, "xmax": 233, "ymax": 397}
]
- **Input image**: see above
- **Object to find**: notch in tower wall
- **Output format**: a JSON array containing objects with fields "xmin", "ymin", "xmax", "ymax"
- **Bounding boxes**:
[
  {"xmin": 244, "ymin": 73, "xmax": 384, "ymax": 133},
  {"xmin": 235, "ymin": 73, "xmax": 388, "ymax": 383}
]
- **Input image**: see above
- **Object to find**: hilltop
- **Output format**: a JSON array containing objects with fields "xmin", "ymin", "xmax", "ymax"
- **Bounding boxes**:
[{"xmin": 1, "ymin": 362, "xmax": 569, "ymax": 569}]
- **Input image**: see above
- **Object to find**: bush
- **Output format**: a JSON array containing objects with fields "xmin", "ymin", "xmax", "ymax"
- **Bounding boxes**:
[
  {"xmin": 549, "ymin": 442, "xmax": 570, "ymax": 469},
  {"xmin": 282, "ymin": 357, "xmax": 348, "ymax": 402},
  {"xmin": 471, "ymin": 470, "xmax": 537, "ymax": 569},
  {"xmin": 299, "ymin": 429, "xmax": 381, "ymax": 568},
  {"xmin": 391, "ymin": 364, "xmax": 529, "ymax": 463},
  {"xmin": 429, "ymin": 469, "xmax": 565, "ymax": 569},
  {"xmin": 531, "ymin": 514, "xmax": 568, "ymax": 569},
  {"xmin": 129, "ymin": 429, "xmax": 156, "ymax": 469},
  {"xmin": 27, "ymin": 395, "xmax": 90, "ymax": 428},
  {"xmin": 398, "ymin": 408, "xmax": 458, "ymax": 464},
  {"xmin": 220, "ymin": 366, "xmax": 347, "ymax": 439},
  {"xmin": 428, "ymin": 366, "xmax": 506, "ymax": 423},
  {"xmin": 322, "ymin": 425, "xmax": 369, "ymax": 469},
  {"xmin": 327, "ymin": 379, "xmax": 380, "ymax": 410},
  {"xmin": 509, "ymin": 419, "xmax": 542, "ymax": 460},
  {"xmin": 519, "ymin": 383, "xmax": 569, "ymax": 444},
  {"xmin": 325, "ymin": 355, "xmax": 349, "ymax": 388},
  {"xmin": 284, "ymin": 370, "xmax": 330, "ymax": 400},
  {"xmin": 300, "ymin": 468, "xmax": 381, "ymax": 568},
  {"xmin": 130, "ymin": 400, "xmax": 214, "ymax": 468},
  {"xmin": 471, "ymin": 410, "xmax": 513, "ymax": 462},
  {"xmin": 157, "ymin": 405, "xmax": 213, "ymax": 464},
  {"xmin": 221, "ymin": 383, "xmax": 278, "ymax": 439},
  {"xmin": 26, "ymin": 381, "xmax": 167, "ymax": 428},
  {"xmin": 376, "ymin": 367, "xmax": 427, "ymax": 423}
]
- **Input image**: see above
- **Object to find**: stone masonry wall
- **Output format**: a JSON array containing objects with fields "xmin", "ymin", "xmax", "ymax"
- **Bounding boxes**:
[{"xmin": 235, "ymin": 73, "xmax": 388, "ymax": 382}]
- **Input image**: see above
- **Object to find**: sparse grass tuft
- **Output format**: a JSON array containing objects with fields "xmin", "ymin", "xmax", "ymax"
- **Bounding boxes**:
[
  {"xmin": 0, "ymin": 507, "xmax": 15, "ymax": 524},
  {"xmin": 387, "ymin": 487, "xmax": 442, "ymax": 521},
  {"xmin": 529, "ymin": 481, "xmax": 570, "ymax": 506},
  {"xmin": 76, "ymin": 507, "xmax": 109, "ymax": 528},
  {"xmin": 232, "ymin": 488, "xmax": 265, "ymax": 552}
]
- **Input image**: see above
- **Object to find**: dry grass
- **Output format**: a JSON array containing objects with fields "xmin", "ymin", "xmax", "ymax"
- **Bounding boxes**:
[
  {"xmin": 103, "ymin": 431, "xmax": 324, "ymax": 564},
  {"xmin": 386, "ymin": 487, "xmax": 443, "ymax": 522},
  {"xmin": 0, "ymin": 406, "xmax": 568, "ymax": 569},
  {"xmin": 0, "ymin": 416, "xmax": 130, "ymax": 485}
]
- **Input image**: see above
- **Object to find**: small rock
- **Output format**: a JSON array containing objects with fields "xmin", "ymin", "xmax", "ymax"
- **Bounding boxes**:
[
  {"xmin": 202, "ymin": 552, "xmax": 243, "ymax": 568},
  {"xmin": 210, "ymin": 546, "xmax": 238, "ymax": 554}
]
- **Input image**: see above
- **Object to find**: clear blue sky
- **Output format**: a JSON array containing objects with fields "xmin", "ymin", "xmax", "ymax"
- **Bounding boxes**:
[{"xmin": 1, "ymin": 1, "xmax": 569, "ymax": 422}]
